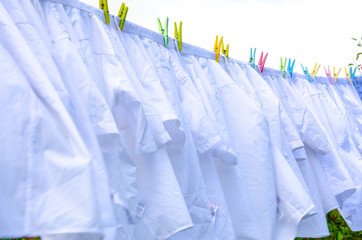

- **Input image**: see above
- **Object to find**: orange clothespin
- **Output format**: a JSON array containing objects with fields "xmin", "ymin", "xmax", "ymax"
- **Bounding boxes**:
[{"xmin": 213, "ymin": 35, "xmax": 223, "ymax": 63}]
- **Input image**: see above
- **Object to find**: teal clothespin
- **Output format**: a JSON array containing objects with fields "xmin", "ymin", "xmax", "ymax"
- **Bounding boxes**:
[
  {"xmin": 287, "ymin": 58, "xmax": 295, "ymax": 78},
  {"xmin": 301, "ymin": 64, "xmax": 312, "ymax": 82},
  {"xmin": 249, "ymin": 48, "xmax": 256, "ymax": 68},
  {"xmin": 157, "ymin": 17, "xmax": 169, "ymax": 47},
  {"xmin": 280, "ymin": 57, "xmax": 287, "ymax": 78},
  {"xmin": 350, "ymin": 66, "xmax": 357, "ymax": 83}
]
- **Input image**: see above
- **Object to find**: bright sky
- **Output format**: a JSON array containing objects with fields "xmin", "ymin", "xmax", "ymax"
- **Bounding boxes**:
[{"xmin": 82, "ymin": 0, "xmax": 362, "ymax": 75}]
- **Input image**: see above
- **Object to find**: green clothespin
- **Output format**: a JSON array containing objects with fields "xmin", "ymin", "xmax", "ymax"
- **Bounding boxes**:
[
  {"xmin": 280, "ymin": 57, "xmax": 287, "ymax": 77},
  {"xmin": 157, "ymin": 17, "xmax": 169, "ymax": 47},
  {"xmin": 221, "ymin": 41, "xmax": 229, "ymax": 61},
  {"xmin": 118, "ymin": 2, "xmax": 128, "ymax": 31},
  {"xmin": 174, "ymin": 21, "xmax": 182, "ymax": 51},
  {"xmin": 99, "ymin": 0, "xmax": 110, "ymax": 24}
]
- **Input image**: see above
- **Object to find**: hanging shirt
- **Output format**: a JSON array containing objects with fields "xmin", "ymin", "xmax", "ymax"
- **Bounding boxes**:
[
  {"xmin": 113, "ymin": 21, "xmax": 195, "ymax": 240},
  {"xmin": 260, "ymin": 68, "xmax": 331, "ymax": 238},
  {"xmin": 315, "ymin": 77, "xmax": 362, "ymax": 230},
  {"xmin": 289, "ymin": 73, "xmax": 356, "ymax": 210},
  {"xmin": 137, "ymin": 36, "xmax": 217, "ymax": 239},
  {"xmin": 0, "ymin": 2, "xmax": 104, "ymax": 238},
  {"xmin": 196, "ymin": 56, "xmax": 277, "ymax": 240},
  {"xmin": 226, "ymin": 62, "xmax": 318, "ymax": 240},
  {"xmin": 179, "ymin": 53, "xmax": 237, "ymax": 239},
  {"xmin": 180, "ymin": 54, "xmax": 237, "ymax": 165}
]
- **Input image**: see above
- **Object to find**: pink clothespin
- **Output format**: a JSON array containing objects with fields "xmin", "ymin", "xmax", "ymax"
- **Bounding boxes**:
[
  {"xmin": 258, "ymin": 51, "xmax": 268, "ymax": 73},
  {"xmin": 324, "ymin": 65, "xmax": 333, "ymax": 84}
]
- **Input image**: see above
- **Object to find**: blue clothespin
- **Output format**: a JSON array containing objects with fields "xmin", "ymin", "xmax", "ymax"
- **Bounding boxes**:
[
  {"xmin": 249, "ymin": 48, "xmax": 256, "ymax": 68},
  {"xmin": 157, "ymin": 17, "xmax": 169, "ymax": 47},
  {"xmin": 301, "ymin": 64, "xmax": 312, "ymax": 82},
  {"xmin": 350, "ymin": 66, "xmax": 357, "ymax": 83},
  {"xmin": 287, "ymin": 58, "xmax": 295, "ymax": 78}
]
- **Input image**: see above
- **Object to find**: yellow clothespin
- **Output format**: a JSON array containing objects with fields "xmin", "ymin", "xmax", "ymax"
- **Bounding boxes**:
[
  {"xmin": 221, "ymin": 41, "xmax": 229, "ymax": 61},
  {"xmin": 333, "ymin": 66, "xmax": 341, "ymax": 82},
  {"xmin": 213, "ymin": 35, "xmax": 223, "ymax": 63},
  {"xmin": 118, "ymin": 2, "xmax": 128, "ymax": 31},
  {"xmin": 344, "ymin": 67, "xmax": 351, "ymax": 84},
  {"xmin": 310, "ymin": 63, "xmax": 321, "ymax": 78},
  {"xmin": 99, "ymin": 0, "xmax": 110, "ymax": 24},
  {"xmin": 174, "ymin": 21, "xmax": 182, "ymax": 51}
]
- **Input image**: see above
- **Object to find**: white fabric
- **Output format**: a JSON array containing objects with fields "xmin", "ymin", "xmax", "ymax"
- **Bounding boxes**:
[
  {"xmin": 196, "ymin": 57, "xmax": 277, "ymax": 240},
  {"xmin": 231, "ymin": 63, "xmax": 316, "ymax": 240},
  {"xmin": 0, "ymin": 1, "xmax": 103, "ymax": 238},
  {"xmin": 140, "ymin": 37, "xmax": 216, "ymax": 240},
  {"xmin": 260, "ymin": 69, "xmax": 331, "ymax": 237},
  {"xmin": 1, "ymin": 0, "xmax": 362, "ymax": 238}
]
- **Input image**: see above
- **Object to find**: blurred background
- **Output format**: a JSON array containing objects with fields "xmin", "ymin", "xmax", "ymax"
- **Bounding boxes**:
[{"xmin": 82, "ymin": 0, "xmax": 362, "ymax": 74}]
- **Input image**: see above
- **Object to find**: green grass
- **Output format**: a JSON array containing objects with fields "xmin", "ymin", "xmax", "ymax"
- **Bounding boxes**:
[
  {"xmin": 295, "ymin": 209, "xmax": 362, "ymax": 240},
  {"xmin": 1, "ymin": 211, "xmax": 362, "ymax": 240}
]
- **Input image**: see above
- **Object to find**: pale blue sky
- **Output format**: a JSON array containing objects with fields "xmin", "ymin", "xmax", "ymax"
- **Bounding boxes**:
[{"xmin": 82, "ymin": 0, "xmax": 362, "ymax": 75}]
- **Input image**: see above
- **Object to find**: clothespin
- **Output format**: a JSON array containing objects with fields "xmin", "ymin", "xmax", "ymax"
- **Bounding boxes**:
[
  {"xmin": 324, "ymin": 66, "xmax": 333, "ymax": 84},
  {"xmin": 280, "ymin": 57, "xmax": 287, "ymax": 78},
  {"xmin": 287, "ymin": 58, "xmax": 295, "ymax": 78},
  {"xmin": 118, "ymin": 2, "xmax": 128, "ymax": 31},
  {"xmin": 258, "ymin": 51, "xmax": 268, "ymax": 73},
  {"xmin": 350, "ymin": 67, "xmax": 357, "ymax": 84},
  {"xmin": 221, "ymin": 41, "xmax": 229, "ymax": 61},
  {"xmin": 301, "ymin": 64, "xmax": 312, "ymax": 82},
  {"xmin": 99, "ymin": 0, "xmax": 110, "ymax": 24},
  {"xmin": 174, "ymin": 21, "xmax": 182, "ymax": 51},
  {"xmin": 249, "ymin": 48, "xmax": 256, "ymax": 68},
  {"xmin": 213, "ymin": 35, "xmax": 223, "ymax": 63},
  {"xmin": 333, "ymin": 66, "xmax": 341, "ymax": 82},
  {"xmin": 157, "ymin": 17, "xmax": 169, "ymax": 47},
  {"xmin": 310, "ymin": 63, "xmax": 321, "ymax": 78},
  {"xmin": 345, "ymin": 67, "xmax": 351, "ymax": 84}
]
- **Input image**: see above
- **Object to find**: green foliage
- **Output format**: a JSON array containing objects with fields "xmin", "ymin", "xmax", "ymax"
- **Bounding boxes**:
[
  {"xmin": 2, "ymin": 210, "xmax": 362, "ymax": 240},
  {"xmin": 1, "ymin": 238, "xmax": 40, "ymax": 240},
  {"xmin": 295, "ymin": 209, "xmax": 362, "ymax": 240},
  {"xmin": 350, "ymin": 37, "xmax": 362, "ymax": 70}
]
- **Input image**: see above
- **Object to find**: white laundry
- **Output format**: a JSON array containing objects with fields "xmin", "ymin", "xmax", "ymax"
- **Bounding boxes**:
[{"xmin": 1, "ymin": 0, "xmax": 362, "ymax": 239}]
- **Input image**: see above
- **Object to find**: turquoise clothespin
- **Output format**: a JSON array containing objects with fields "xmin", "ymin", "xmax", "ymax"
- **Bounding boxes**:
[
  {"xmin": 249, "ymin": 48, "xmax": 256, "ymax": 68},
  {"xmin": 301, "ymin": 64, "xmax": 312, "ymax": 82},
  {"xmin": 157, "ymin": 17, "xmax": 169, "ymax": 47},
  {"xmin": 280, "ymin": 57, "xmax": 287, "ymax": 77},
  {"xmin": 350, "ymin": 66, "xmax": 357, "ymax": 83},
  {"xmin": 287, "ymin": 58, "xmax": 295, "ymax": 78}
]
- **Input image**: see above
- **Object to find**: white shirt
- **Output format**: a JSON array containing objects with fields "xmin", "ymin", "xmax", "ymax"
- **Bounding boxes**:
[
  {"xmin": 0, "ymin": 2, "xmax": 103, "ymax": 237},
  {"xmin": 197, "ymin": 57, "xmax": 277, "ymax": 240},
  {"xmin": 138, "ymin": 36, "xmax": 217, "ymax": 239}
]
